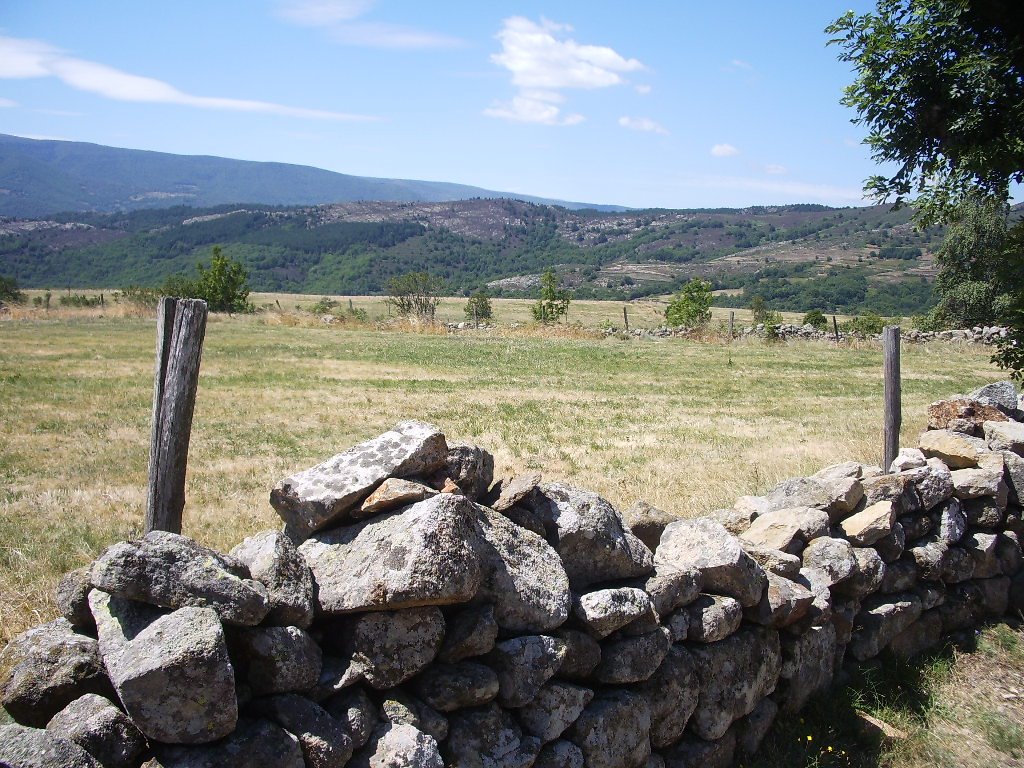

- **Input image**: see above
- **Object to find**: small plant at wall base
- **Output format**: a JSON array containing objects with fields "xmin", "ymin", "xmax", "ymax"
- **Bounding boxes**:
[
  {"xmin": 531, "ymin": 268, "xmax": 571, "ymax": 324},
  {"xmin": 665, "ymin": 278, "xmax": 713, "ymax": 329}
]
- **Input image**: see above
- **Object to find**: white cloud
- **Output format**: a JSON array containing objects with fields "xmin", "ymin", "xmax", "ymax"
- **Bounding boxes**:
[
  {"xmin": 618, "ymin": 116, "xmax": 668, "ymax": 135},
  {"xmin": 486, "ymin": 16, "xmax": 643, "ymax": 126},
  {"xmin": 0, "ymin": 97, "xmax": 17, "ymax": 107},
  {"xmin": 276, "ymin": 0, "xmax": 462, "ymax": 48},
  {"xmin": 634, "ymin": 84, "xmax": 652, "ymax": 95},
  {"xmin": 711, "ymin": 143, "xmax": 739, "ymax": 157},
  {"xmin": 0, "ymin": 34, "xmax": 376, "ymax": 121},
  {"xmin": 730, "ymin": 59, "xmax": 753, "ymax": 70},
  {"xmin": 763, "ymin": 163, "xmax": 787, "ymax": 175}
]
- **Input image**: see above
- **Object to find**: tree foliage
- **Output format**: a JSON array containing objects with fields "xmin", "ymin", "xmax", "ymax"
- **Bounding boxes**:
[
  {"xmin": 164, "ymin": 246, "xmax": 252, "ymax": 313},
  {"xmin": 464, "ymin": 290, "xmax": 493, "ymax": 323},
  {"xmin": 531, "ymin": 268, "xmax": 571, "ymax": 323},
  {"xmin": 385, "ymin": 271, "xmax": 446, "ymax": 321},
  {"xmin": 0, "ymin": 274, "xmax": 25, "ymax": 304},
  {"xmin": 665, "ymin": 278, "xmax": 712, "ymax": 328}
]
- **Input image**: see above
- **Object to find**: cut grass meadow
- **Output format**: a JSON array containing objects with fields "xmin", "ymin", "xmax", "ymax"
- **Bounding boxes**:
[{"xmin": 0, "ymin": 305, "xmax": 1018, "ymax": 765}]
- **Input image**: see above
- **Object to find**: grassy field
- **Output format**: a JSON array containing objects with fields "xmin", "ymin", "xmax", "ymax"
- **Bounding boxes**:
[{"xmin": 0, "ymin": 306, "xmax": 1017, "ymax": 766}]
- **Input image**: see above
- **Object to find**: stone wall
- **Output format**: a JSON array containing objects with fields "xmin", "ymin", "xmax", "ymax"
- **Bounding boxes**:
[{"xmin": 2, "ymin": 382, "xmax": 1024, "ymax": 768}]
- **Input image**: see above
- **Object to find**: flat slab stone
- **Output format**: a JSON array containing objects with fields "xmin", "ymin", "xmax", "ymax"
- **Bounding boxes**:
[
  {"xmin": 837, "ymin": 500, "xmax": 896, "ymax": 546},
  {"xmin": 89, "ymin": 591, "xmax": 237, "ymax": 744},
  {"xmin": 919, "ymin": 429, "xmax": 988, "ymax": 469},
  {"xmin": 298, "ymin": 493, "xmax": 482, "ymax": 614},
  {"xmin": 91, "ymin": 531, "xmax": 270, "ymax": 626},
  {"xmin": 985, "ymin": 419, "xmax": 1024, "ymax": 454},
  {"xmin": 951, "ymin": 466, "xmax": 1004, "ymax": 499},
  {"xmin": 271, "ymin": 420, "xmax": 448, "ymax": 539},
  {"xmin": 741, "ymin": 506, "xmax": 829, "ymax": 552}
]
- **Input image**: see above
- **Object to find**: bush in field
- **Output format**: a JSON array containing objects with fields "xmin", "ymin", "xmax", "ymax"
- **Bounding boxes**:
[
  {"xmin": 386, "ymin": 272, "xmax": 445, "ymax": 321},
  {"xmin": 665, "ymin": 278, "xmax": 712, "ymax": 329},
  {"xmin": 0, "ymin": 275, "xmax": 25, "ymax": 305},
  {"xmin": 531, "ymin": 268, "xmax": 570, "ymax": 323},
  {"xmin": 464, "ymin": 290, "xmax": 493, "ymax": 323},
  {"xmin": 843, "ymin": 312, "xmax": 888, "ymax": 336},
  {"xmin": 163, "ymin": 246, "xmax": 253, "ymax": 313},
  {"xmin": 802, "ymin": 309, "xmax": 828, "ymax": 329}
]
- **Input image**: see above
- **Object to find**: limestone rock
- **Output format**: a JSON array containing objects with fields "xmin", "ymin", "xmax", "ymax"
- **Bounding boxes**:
[
  {"xmin": 656, "ymin": 518, "xmax": 767, "ymax": 607},
  {"xmin": 623, "ymin": 500, "xmax": 677, "ymax": 552},
  {"xmin": 230, "ymin": 625, "xmax": 322, "ymax": 696},
  {"xmin": 849, "ymin": 593, "xmax": 923, "ymax": 661},
  {"xmin": 432, "ymin": 442, "xmax": 494, "ymax": 502},
  {"xmin": 890, "ymin": 448, "xmax": 926, "ymax": 472},
  {"xmin": 342, "ymin": 607, "xmax": 445, "ymax": 689},
  {"xmin": 837, "ymin": 500, "xmax": 896, "ymax": 546},
  {"xmin": 270, "ymin": 420, "xmax": 448, "ymax": 539},
  {"xmin": 573, "ymin": 587, "xmax": 652, "ymax": 639},
  {"xmin": 567, "ymin": 690, "xmax": 652, "ymax": 768},
  {"xmin": 553, "ymin": 629, "xmax": 601, "ymax": 681},
  {"xmin": 951, "ymin": 466, "xmax": 1005, "ymax": 500},
  {"xmin": 516, "ymin": 681, "xmax": 594, "ymax": 743},
  {"xmin": 487, "ymin": 635, "xmax": 566, "ymax": 708},
  {"xmin": 919, "ymin": 429, "xmax": 988, "ymax": 469},
  {"xmin": 743, "ymin": 571, "xmax": 814, "ymax": 628},
  {"xmin": 530, "ymin": 483, "xmax": 654, "ymax": 590},
  {"xmin": 686, "ymin": 594, "xmax": 743, "ymax": 642},
  {"xmin": 89, "ymin": 591, "xmax": 237, "ymax": 744},
  {"xmin": 985, "ymin": 419, "xmax": 1024, "ymax": 455},
  {"xmin": 628, "ymin": 645, "xmax": 699, "ymax": 749},
  {"xmin": 472, "ymin": 505, "xmax": 571, "ymax": 633},
  {"xmin": 743, "ymin": 546, "xmax": 802, "ymax": 579},
  {"xmin": 414, "ymin": 662, "xmax": 500, "ymax": 712},
  {"xmin": 0, "ymin": 618, "xmax": 109, "ymax": 728},
  {"xmin": 298, "ymin": 494, "xmax": 482, "ymax": 614},
  {"xmin": 250, "ymin": 694, "xmax": 354, "ymax": 768},
  {"xmin": 355, "ymin": 478, "xmax": 438, "ymax": 518},
  {"xmin": 593, "ymin": 628, "xmax": 671, "ymax": 684},
  {"xmin": 800, "ymin": 536, "xmax": 856, "ymax": 586},
  {"xmin": 323, "ymin": 686, "xmax": 378, "ymax": 750},
  {"xmin": 55, "ymin": 567, "xmax": 94, "ymax": 630},
  {"xmin": 45, "ymin": 694, "xmax": 146, "ymax": 768},
  {"xmin": 229, "ymin": 531, "xmax": 314, "ymax": 628},
  {"xmin": 688, "ymin": 626, "xmax": 782, "ymax": 740},
  {"xmin": 0, "ymin": 724, "xmax": 99, "ymax": 768},
  {"xmin": 91, "ymin": 531, "xmax": 270, "ymax": 626},
  {"xmin": 438, "ymin": 604, "xmax": 499, "ymax": 663},
  {"xmin": 862, "ymin": 473, "xmax": 920, "ymax": 515},
  {"xmin": 740, "ymin": 506, "xmax": 829, "ymax": 552},
  {"xmin": 351, "ymin": 722, "xmax": 444, "ymax": 768},
  {"xmin": 445, "ymin": 703, "xmax": 542, "ymax": 768}
]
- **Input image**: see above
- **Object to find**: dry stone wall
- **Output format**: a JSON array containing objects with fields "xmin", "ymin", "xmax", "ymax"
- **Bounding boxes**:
[{"xmin": 3, "ymin": 382, "xmax": 1024, "ymax": 768}]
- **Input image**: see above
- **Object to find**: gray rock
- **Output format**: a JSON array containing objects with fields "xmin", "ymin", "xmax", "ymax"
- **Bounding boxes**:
[
  {"xmin": 573, "ymin": 588, "xmax": 652, "ymax": 638},
  {"xmin": 940, "ymin": 545, "xmax": 975, "ymax": 583},
  {"xmin": 488, "ymin": 635, "xmax": 566, "ymax": 708},
  {"xmin": 566, "ymin": 690, "xmax": 651, "ymax": 768},
  {"xmin": 800, "ymin": 537, "xmax": 856, "ymax": 586},
  {"xmin": 862, "ymin": 473, "xmax": 919, "ymax": 514},
  {"xmin": 499, "ymin": 505, "xmax": 548, "ymax": 537},
  {"xmin": 831, "ymin": 596, "xmax": 860, "ymax": 644},
  {"xmin": 0, "ymin": 618, "xmax": 109, "ymax": 728},
  {"xmin": 55, "ymin": 567, "xmax": 94, "ymax": 630},
  {"xmin": 472, "ymin": 505, "xmax": 571, "ymax": 633},
  {"xmin": 740, "ymin": 506, "xmax": 829, "ymax": 552},
  {"xmin": 553, "ymin": 629, "xmax": 601, "ymax": 681},
  {"xmin": 445, "ymin": 703, "xmax": 542, "ymax": 768},
  {"xmin": 743, "ymin": 546, "xmax": 802, "ymax": 579},
  {"xmin": 45, "ymin": 694, "xmax": 146, "ymax": 768},
  {"xmin": 689, "ymin": 626, "xmax": 781, "ymax": 740},
  {"xmin": 270, "ymin": 420, "xmax": 448, "ymax": 539},
  {"xmin": 833, "ymin": 546, "xmax": 885, "ymax": 598},
  {"xmin": 687, "ymin": 594, "xmax": 743, "ymax": 642},
  {"xmin": 890, "ymin": 447, "xmax": 926, "ymax": 472},
  {"xmin": 0, "ymin": 724, "xmax": 98, "ymax": 768},
  {"xmin": 709, "ymin": 507, "xmax": 756, "ymax": 536},
  {"xmin": 934, "ymin": 498, "xmax": 967, "ymax": 543},
  {"xmin": 879, "ymin": 558, "xmax": 918, "ymax": 593},
  {"xmin": 623, "ymin": 564, "xmax": 703, "ymax": 616},
  {"xmin": 228, "ymin": 531, "xmax": 314, "ymax": 628},
  {"xmin": 250, "ymin": 694, "xmax": 354, "ymax": 768},
  {"xmin": 350, "ymin": 723, "xmax": 444, "ymax": 768},
  {"xmin": 593, "ymin": 628, "xmax": 671, "ymax": 684},
  {"xmin": 91, "ymin": 531, "xmax": 270, "ymax": 626},
  {"xmin": 516, "ymin": 682, "xmax": 594, "ymax": 743},
  {"xmin": 432, "ymin": 442, "xmax": 494, "ymax": 502},
  {"xmin": 763, "ymin": 476, "xmax": 833, "ymax": 513},
  {"xmin": 849, "ymin": 593, "xmax": 923, "ymax": 661},
  {"xmin": 343, "ymin": 607, "xmax": 444, "ymax": 689},
  {"xmin": 664, "ymin": 608, "xmax": 690, "ymax": 642},
  {"xmin": 887, "ymin": 610, "xmax": 943, "ymax": 660},
  {"xmin": 900, "ymin": 512, "xmax": 933, "ymax": 541},
  {"xmin": 356, "ymin": 477, "xmax": 438, "ymax": 518},
  {"xmin": 795, "ymin": 567, "xmax": 833, "ymax": 624},
  {"xmin": 964, "ymin": 531, "xmax": 1002, "ymax": 578},
  {"xmin": 951, "ymin": 466, "xmax": 1005, "ymax": 499},
  {"xmin": 656, "ymin": 518, "xmax": 767, "ymax": 607},
  {"xmin": 733, "ymin": 495, "xmax": 773, "ymax": 518},
  {"xmin": 308, "ymin": 654, "xmax": 360, "ymax": 702},
  {"xmin": 908, "ymin": 535, "xmax": 949, "ymax": 581},
  {"xmin": 997, "ymin": 531, "xmax": 1023, "ymax": 577},
  {"xmin": 919, "ymin": 429, "xmax": 989, "ymax": 469},
  {"xmin": 629, "ymin": 645, "xmax": 699, "ymax": 749},
  {"xmin": 534, "ymin": 740, "xmax": 584, "ymax": 768},
  {"xmin": 89, "ymin": 591, "xmax": 237, "ymax": 744},
  {"xmin": 379, "ymin": 692, "xmax": 449, "ymax": 743},
  {"xmin": 737, "ymin": 697, "xmax": 778, "ymax": 754},
  {"xmin": 778, "ymin": 623, "xmax": 836, "ymax": 712},
  {"xmin": 298, "ymin": 494, "xmax": 482, "ymax": 614},
  {"xmin": 743, "ymin": 571, "xmax": 814, "ymax": 628},
  {"xmin": 1003, "ymin": 451, "xmax": 1024, "ymax": 503},
  {"xmin": 493, "ymin": 473, "xmax": 542, "ymax": 513},
  {"xmin": 622, "ymin": 500, "xmax": 677, "ymax": 552},
  {"xmin": 963, "ymin": 497, "xmax": 1005, "ymax": 528},
  {"xmin": 530, "ymin": 483, "xmax": 654, "ymax": 590},
  {"xmin": 323, "ymin": 686, "xmax": 378, "ymax": 750},
  {"xmin": 968, "ymin": 380, "xmax": 1020, "ymax": 414},
  {"xmin": 662, "ymin": 730, "xmax": 737, "ymax": 768},
  {"xmin": 812, "ymin": 461, "xmax": 866, "ymax": 482},
  {"xmin": 976, "ymin": 575, "xmax": 1011, "ymax": 616},
  {"xmin": 150, "ymin": 718, "xmax": 305, "ymax": 768},
  {"xmin": 984, "ymin": 419, "xmax": 1024, "ymax": 454},
  {"xmin": 230, "ymin": 625, "xmax": 322, "ymax": 696},
  {"xmin": 414, "ymin": 662, "xmax": 499, "ymax": 712},
  {"xmin": 438, "ymin": 604, "xmax": 499, "ymax": 663},
  {"xmin": 908, "ymin": 457, "xmax": 955, "ymax": 511}
]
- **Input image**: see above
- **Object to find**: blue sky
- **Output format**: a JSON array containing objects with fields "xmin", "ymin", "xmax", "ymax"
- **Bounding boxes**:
[{"xmin": 1, "ymin": 1, "xmax": 886, "ymax": 209}]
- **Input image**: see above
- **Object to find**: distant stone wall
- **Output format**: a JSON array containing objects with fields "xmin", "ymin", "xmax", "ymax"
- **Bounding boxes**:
[{"xmin": 2, "ymin": 383, "xmax": 1024, "ymax": 768}]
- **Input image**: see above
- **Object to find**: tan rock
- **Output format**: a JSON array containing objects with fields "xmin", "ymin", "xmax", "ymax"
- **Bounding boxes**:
[
  {"xmin": 950, "ymin": 466, "xmax": 1005, "ymax": 500},
  {"xmin": 740, "ymin": 507, "xmax": 829, "ymax": 552},
  {"xmin": 984, "ymin": 420, "xmax": 1024, "ymax": 455},
  {"xmin": 918, "ymin": 429, "xmax": 988, "ymax": 469},
  {"xmin": 356, "ymin": 478, "xmax": 437, "ymax": 518},
  {"xmin": 837, "ymin": 500, "xmax": 896, "ymax": 546},
  {"xmin": 927, "ymin": 398, "xmax": 1007, "ymax": 435}
]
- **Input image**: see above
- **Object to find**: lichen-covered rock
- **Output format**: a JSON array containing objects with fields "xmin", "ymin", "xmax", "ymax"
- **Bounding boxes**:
[
  {"xmin": 249, "ymin": 694, "xmax": 354, "ymax": 768},
  {"xmin": 534, "ymin": 740, "xmax": 584, "ymax": 768},
  {"xmin": 744, "ymin": 571, "xmax": 814, "ymax": 628},
  {"xmin": 151, "ymin": 717, "xmax": 305, "ymax": 768},
  {"xmin": 629, "ymin": 645, "xmax": 699, "ymax": 749},
  {"xmin": 656, "ymin": 518, "xmax": 767, "ymax": 607},
  {"xmin": 622, "ymin": 500, "xmax": 677, "ymax": 552},
  {"xmin": 89, "ymin": 591, "xmax": 237, "ymax": 744},
  {"xmin": 323, "ymin": 686, "xmax": 378, "ymax": 750},
  {"xmin": 879, "ymin": 558, "xmax": 918, "ymax": 593},
  {"xmin": 230, "ymin": 625, "xmax": 322, "ymax": 696},
  {"xmin": 593, "ymin": 627, "xmax": 671, "ymax": 684},
  {"xmin": 737, "ymin": 696, "xmax": 778, "ymax": 755},
  {"xmin": 55, "ymin": 567, "xmax": 94, "ymax": 630},
  {"xmin": 0, "ymin": 618, "xmax": 109, "ymax": 728},
  {"xmin": 997, "ymin": 531, "xmax": 1023, "ymax": 576},
  {"xmin": 849, "ymin": 593, "xmax": 923, "ymax": 661},
  {"xmin": 862, "ymin": 473, "xmax": 918, "ymax": 514},
  {"xmin": 270, "ymin": 420, "xmax": 448, "ymax": 539},
  {"xmin": 379, "ymin": 692, "xmax": 449, "ymax": 743},
  {"xmin": 740, "ymin": 506, "xmax": 829, "ymax": 552},
  {"xmin": 553, "ymin": 629, "xmax": 601, "ymax": 681},
  {"xmin": 875, "ymin": 522, "xmax": 907, "ymax": 563},
  {"xmin": 968, "ymin": 381, "xmax": 1021, "ymax": 414},
  {"xmin": 963, "ymin": 497, "xmax": 1005, "ymax": 528},
  {"xmin": 906, "ymin": 457, "xmax": 955, "ymax": 511},
  {"xmin": 431, "ymin": 442, "xmax": 494, "ymax": 502},
  {"xmin": 414, "ymin": 662, "xmax": 500, "ymax": 712},
  {"xmin": 45, "ymin": 694, "xmax": 146, "ymax": 768},
  {"xmin": 487, "ymin": 635, "xmax": 566, "ymax": 708},
  {"xmin": 471, "ymin": 505, "xmax": 571, "ymax": 632},
  {"xmin": 350, "ymin": 722, "xmax": 444, "ymax": 768},
  {"xmin": 516, "ymin": 681, "xmax": 594, "ymax": 743},
  {"xmin": 833, "ymin": 546, "xmax": 885, "ymax": 598},
  {"xmin": 762, "ymin": 476, "xmax": 834, "ymax": 514},
  {"xmin": 341, "ymin": 607, "xmax": 445, "ymax": 689},
  {"xmin": 573, "ymin": 588, "xmax": 652, "ymax": 639},
  {"xmin": 800, "ymin": 537, "xmax": 856, "ymax": 586},
  {"xmin": 964, "ymin": 531, "xmax": 1002, "ymax": 578},
  {"xmin": 529, "ymin": 483, "xmax": 654, "ymax": 590},
  {"xmin": 837, "ymin": 500, "xmax": 896, "ymax": 546},
  {"xmin": 778, "ymin": 624, "xmax": 836, "ymax": 712},
  {"xmin": 662, "ymin": 729, "xmax": 737, "ymax": 768},
  {"xmin": 623, "ymin": 564, "xmax": 703, "ymax": 617},
  {"xmin": 743, "ymin": 546, "xmax": 802, "ymax": 579},
  {"xmin": 493, "ymin": 473, "xmax": 542, "ymax": 512},
  {"xmin": 890, "ymin": 448, "xmax": 926, "ymax": 472},
  {"xmin": 566, "ymin": 690, "xmax": 651, "ymax": 768},
  {"xmin": 437, "ymin": 604, "xmax": 499, "ymax": 663},
  {"xmin": 687, "ymin": 594, "xmax": 743, "ymax": 642},
  {"xmin": 928, "ymin": 397, "xmax": 1009, "ymax": 435},
  {"xmin": 298, "ymin": 494, "xmax": 482, "ymax": 614},
  {"xmin": 445, "ymin": 703, "xmax": 542, "ymax": 768},
  {"xmin": 91, "ymin": 531, "xmax": 270, "ymax": 626},
  {"xmin": 688, "ymin": 626, "xmax": 781, "ymax": 740},
  {"xmin": 0, "ymin": 724, "xmax": 99, "ymax": 768},
  {"xmin": 984, "ymin": 419, "xmax": 1024, "ymax": 454},
  {"xmin": 933, "ymin": 498, "xmax": 968, "ymax": 544},
  {"xmin": 1003, "ymin": 451, "xmax": 1024, "ymax": 503},
  {"xmin": 229, "ymin": 531, "xmax": 315, "ymax": 628}
]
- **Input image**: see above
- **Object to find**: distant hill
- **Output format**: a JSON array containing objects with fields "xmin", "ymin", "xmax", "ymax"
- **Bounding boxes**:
[
  {"xmin": 0, "ymin": 198, "xmax": 944, "ymax": 316},
  {"xmin": 0, "ymin": 134, "xmax": 622, "ymax": 218}
]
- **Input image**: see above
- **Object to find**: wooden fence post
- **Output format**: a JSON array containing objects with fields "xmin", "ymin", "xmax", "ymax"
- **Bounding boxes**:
[
  {"xmin": 729, "ymin": 310, "xmax": 735, "ymax": 339},
  {"xmin": 146, "ymin": 297, "xmax": 208, "ymax": 534},
  {"xmin": 832, "ymin": 315, "xmax": 840, "ymax": 344},
  {"xmin": 883, "ymin": 325, "xmax": 901, "ymax": 472},
  {"xmin": 623, "ymin": 306, "xmax": 630, "ymax": 332}
]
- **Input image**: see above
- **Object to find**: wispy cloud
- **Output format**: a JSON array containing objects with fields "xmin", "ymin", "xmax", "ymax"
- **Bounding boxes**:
[
  {"xmin": 763, "ymin": 163, "xmax": 787, "ymax": 175},
  {"xmin": 276, "ymin": 0, "xmax": 463, "ymax": 48},
  {"xmin": 729, "ymin": 59, "xmax": 753, "ymax": 70},
  {"xmin": 634, "ymin": 84, "xmax": 652, "ymax": 95},
  {"xmin": 711, "ymin": 143, "xmax": 739, "ymax": 157},
  {"xmin": 619, "ymin": 116, "xmax": 668, "ymax": 135},
  {"xmin": 485, "ymin": 16, "xmax": 644, "ymax": 126},
  {"xmin": 0, "ymin": 97, "xmax": 17, "ymax": 107},
  {"xmin": 0, "ymin": 35, "xmax": 376, "ymax": 121}
]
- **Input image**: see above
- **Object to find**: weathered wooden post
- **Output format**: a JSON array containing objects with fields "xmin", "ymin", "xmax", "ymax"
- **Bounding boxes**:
[
  {"xmin": 623, "ymin": 306, "xmax": 630, "ymax": 332},
  {"xmin": 729, "ymin": 310, "xmax": 735, "ymax": 339},
  {"xmin": 832, "ymin": 315, "xmax": 840, "ymax": 344},
  {"xmin": 146, "ymin": 297, "xmax": 208, "ymax": 534},
  {"xmin": 883, "ymin": 325, "xmax": 901, "ymax": 472}
]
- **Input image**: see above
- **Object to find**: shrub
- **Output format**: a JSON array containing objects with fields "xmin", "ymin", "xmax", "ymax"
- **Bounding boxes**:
[
  {"xmin": 802, "ymin": 309, "xmax": 828, "ymax": 329},
  {"xmin": 665, "ymin": 279, "xmax": 712, "ymax": 329},
  {"xmin": 163, "ymin": 246, "xmax": 253, "ymax": 313},
  {"xmin": 464, "ymin": 290, "xmax": 494, "ymax": 323},
  {"xmin": 0, "ymin": 275, "xmax": 26, "ymax": 305},
  {"xmin": 532, "ymin": 269, "xmax": 570, "ymax": 324}
]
